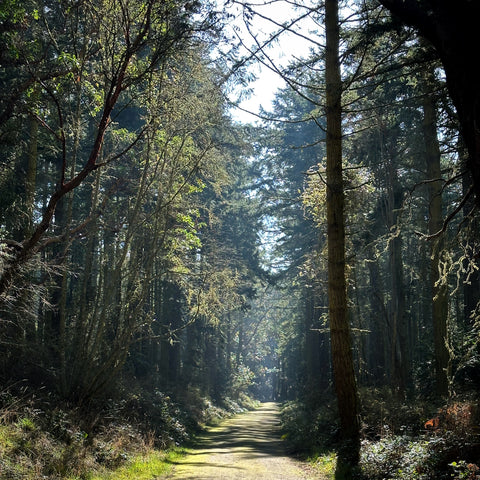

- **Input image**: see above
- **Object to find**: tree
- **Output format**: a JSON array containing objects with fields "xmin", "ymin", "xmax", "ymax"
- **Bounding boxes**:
[
  {"xmin": 0, "ymin": 0, "xmax": 242, "ymax": 400},
  {"xmin": 421, "ymin": 64, "xmax": 449, "ymax": 396},
  {"xmin": 0, "ymin": 0, "xmax": 208, "ymax": 301},
  {"xmin": 253, "ymin": 86, "xmax": 329, "ymax": 399},
  {"xmin": 325, "ymin": 0, "xmax": 360, "ymax": 474},
  {"xmin": 377, "ymin": 0, "xmax": 480, "ymax": 207}
]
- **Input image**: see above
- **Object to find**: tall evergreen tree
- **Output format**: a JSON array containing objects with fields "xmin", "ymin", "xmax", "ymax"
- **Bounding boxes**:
[{"xmin": 325, "ymin": 0, "xmax": 360, "ymax": 474}]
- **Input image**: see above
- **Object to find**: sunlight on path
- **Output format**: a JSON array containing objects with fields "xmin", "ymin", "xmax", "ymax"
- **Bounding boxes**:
[{"xmin": 165, "ymin": 402, "xmax": 316, "ymax": 480}]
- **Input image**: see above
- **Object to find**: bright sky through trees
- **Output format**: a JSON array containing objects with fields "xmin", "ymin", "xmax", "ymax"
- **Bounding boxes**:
[{"xmin": 222, "ymin": 0, "xmax": 317, "ymax": 123}]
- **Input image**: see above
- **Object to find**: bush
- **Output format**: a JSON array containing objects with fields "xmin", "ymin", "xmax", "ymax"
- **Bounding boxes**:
[
  {"xmin": 359, "ymin": 387, "xmax": 430, "ymax": 438},
  {"xmin": 360, "ymin": 434, "xmax": 432, "ymax": 479},
  {"xmin": 358, "ymin": 390, "xmax": 480, "ymax": 479},
  {"xmin": 0, "ymin": 386, "xmax": 190, "ymax": 478},
  {"xmin": 360, "ymin": 430, "xmax": 480, "ymax": 480},
  {"xmin": 280, "ymin": 399, "xmax": 339, "ymax": 454}
]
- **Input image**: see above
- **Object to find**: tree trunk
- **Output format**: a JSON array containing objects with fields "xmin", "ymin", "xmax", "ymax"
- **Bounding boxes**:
[
  {"xmin": 379, "ymin": 121, "xmax": 409, "ymax": 396},
  {"xmin": 461, "ymin": 139, "xmax": 480, "ymax": 325},
  {"xmin": 388, "ymin": 221, "xmax": 408, "ymax": 395},
  {"xmin": 365, "ymin": 238, "xmax": 388, "ymax": 383},
  {"xmin": 385, "ymin": 161, "xmax": 409, "ymax": 395},
  {"xmin": 305, "ymin": 285, "xmax": 322, "ymax": 394},
  {"xmin": 25, "ymin": 101, "xmax": 38, "ymax": 237},
  {"xmin": 325, "ymin": 0, "xmax": 360, "ymax": 474},
  {"xmin": 422, "ymin": 70, "xmax": 449, "ymax": 396}
]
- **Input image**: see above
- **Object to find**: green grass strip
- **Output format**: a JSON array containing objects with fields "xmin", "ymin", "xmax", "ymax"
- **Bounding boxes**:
[{"xmin": 71, "ymin": 448, "xmax": 185, "ymax": 480}]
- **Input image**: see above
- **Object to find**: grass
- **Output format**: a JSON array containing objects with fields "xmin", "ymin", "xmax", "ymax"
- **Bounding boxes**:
[
  {"xmin": 0, "ymin": 396, "xmax": 186, "ymax": 480},
  {"xmin": 0, "ymin": 414, "xmax": 186, "ymax": 480},
  {"xmin": 83, "ymin": 448, "xmax": 186, "ymax": 480}
]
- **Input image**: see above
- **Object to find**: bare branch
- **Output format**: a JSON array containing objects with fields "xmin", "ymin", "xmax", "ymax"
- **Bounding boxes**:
[{"xmin": 415, "ymin": 184, "xmax": 474, "ymax": 240}]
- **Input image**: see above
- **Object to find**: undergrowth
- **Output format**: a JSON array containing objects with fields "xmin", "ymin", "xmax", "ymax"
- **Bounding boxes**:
[
  {"xmin": 280, "ymin": 388, "xmax": 480, "ymax": 480},
  {"xmin": 0, "ymin": 384, "xmax": 254, "ymax": 479}
]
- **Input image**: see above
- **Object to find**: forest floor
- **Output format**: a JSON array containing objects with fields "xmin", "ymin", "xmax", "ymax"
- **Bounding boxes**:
[{"xmin": 163, "ymin": 402, "xmax": 321, "ymax": 480}]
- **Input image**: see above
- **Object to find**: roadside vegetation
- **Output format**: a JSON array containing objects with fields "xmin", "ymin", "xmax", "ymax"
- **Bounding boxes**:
[
  {"xmin": 1, "ymin": 384, "xmax": 479, "ymax": 479},
  {"xmin": 0, "ymin": 384, "xmax": 257, "ymax": 480},
  {"xmin": 280, "ymin": 390, "xmax": 480, "ymax": 480}
]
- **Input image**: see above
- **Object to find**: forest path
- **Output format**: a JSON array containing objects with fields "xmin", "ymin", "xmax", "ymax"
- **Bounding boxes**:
[{"xmin": 165, "ymin": 402, "xmax": 318, "ymax": 479}]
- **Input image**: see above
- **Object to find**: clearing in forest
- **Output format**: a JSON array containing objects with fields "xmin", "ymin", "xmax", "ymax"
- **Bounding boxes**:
[{"xmin": 165, "ymin": 402, "xmax": 317, "ymax": 479}]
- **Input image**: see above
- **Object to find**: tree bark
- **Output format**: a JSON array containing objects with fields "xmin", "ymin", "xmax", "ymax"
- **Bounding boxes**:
[
  {"xmin": 422, "ymin": 69, "xmax": 449, "ymax": 396},
  {"xmin": 385, "ymin": 161, "xmax": 409, "ymax": 395},
  {"xmin": 25, "ymin": 102, "xmax": 38, "ymax": 236},
  {"xmin": 325, "ymin": 0, "xmax": 360, "ymax": 473}
]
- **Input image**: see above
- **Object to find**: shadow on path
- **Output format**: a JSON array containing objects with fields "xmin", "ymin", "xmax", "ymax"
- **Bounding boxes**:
[{"xmin": 166, "ymin": 402, "xmax": 315, "ymax": 479}]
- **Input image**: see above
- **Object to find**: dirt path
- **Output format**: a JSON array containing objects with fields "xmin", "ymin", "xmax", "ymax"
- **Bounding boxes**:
[{"xmin": 166, "ymin": 402, "xmax": 317, "ymax": 479}]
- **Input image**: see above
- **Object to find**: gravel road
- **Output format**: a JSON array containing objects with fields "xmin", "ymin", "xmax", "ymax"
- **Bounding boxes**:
[{"xmin": 166, "ymin": 402, "xmax": 317, "ymax": 479}]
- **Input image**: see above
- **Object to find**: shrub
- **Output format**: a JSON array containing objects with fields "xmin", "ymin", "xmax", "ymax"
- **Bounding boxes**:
[
  {"xmin": 359, "ymin": 387, "xmax": 430, "ymax": 438},
  {"xmin": 359, "ymin": 428, "xmax": 480, "ymax": 479},
  {"xmin": 280, "ymin": 400, "xmax": 339, "ymax": 454},
  {"xmin": 360, "ymin": 434, "xmax": 432, "ymax": 479}
]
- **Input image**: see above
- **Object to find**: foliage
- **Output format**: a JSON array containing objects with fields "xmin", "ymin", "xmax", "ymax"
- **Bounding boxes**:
[
  {"xmin": 309, "ymin": 451, "xmax": 337, "ymax": 479},
  {"xmin": 360, "ymin": 434, "xmax": 433, "ymax": 480},
  {"xmin": 360, "ymin": 394, "xmax": 480, "ymax": 479},
  {"xmin": 0, "ymin": 384, "xmax": 255, "ymax": 479},
  {"xmin": 280, "ymin": 399, "xmax": 339, "ymax": 454},
  {"xmin": 359, "ymin": 387, "xmax": 430, "ymax": 438},
  {"xmin": 279, "ymin": 389, "xmax": 480, "ymax": 480},
  {"xmin": 360, "ymin": 430, "xmax": 480, "ymax": 480}
]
